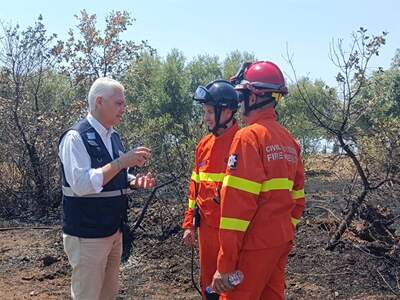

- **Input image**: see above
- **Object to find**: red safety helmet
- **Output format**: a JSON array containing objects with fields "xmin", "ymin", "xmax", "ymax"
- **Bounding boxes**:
[
  {"xmin": 230, "ymin": 61, "xmax": 288, "ymax": 115},
  {"xmin": 233, "ymin": 61, "xmax": 288, "ymax": 96}
]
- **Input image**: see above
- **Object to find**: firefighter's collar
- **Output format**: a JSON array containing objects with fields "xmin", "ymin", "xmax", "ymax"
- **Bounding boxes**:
[{"xmin": 246, "ymin": 107, "xmax": 277, "ymax": 125}]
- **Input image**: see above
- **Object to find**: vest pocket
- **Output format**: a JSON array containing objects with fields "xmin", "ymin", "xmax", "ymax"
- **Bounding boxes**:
[{"xmin": 79, "ymin": 197, "xmax": 124, "ymax": 229}]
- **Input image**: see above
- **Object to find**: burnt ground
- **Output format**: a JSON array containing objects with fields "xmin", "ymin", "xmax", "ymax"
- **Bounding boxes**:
[{"xmin": 1, "ymin": 156, "xmax": 399, "ymax": 299}]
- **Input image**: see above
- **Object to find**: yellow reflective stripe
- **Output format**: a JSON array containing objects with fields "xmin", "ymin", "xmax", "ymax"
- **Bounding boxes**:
[
  {"xmin": 220, "ymin": 217, "xmax": 250, "ymax": 232},
  {"xmin": 222, "ymin": 177, "xmax": 294, "ymax": 195},
  {"xmin": 291, "ymin": 217, "xmax": 300, "ymax": 226},
  {"xmin": 199, "ymin": 172, "xmax": 225, "ymax": 183},
  {"xmin": 191, "ymin": 172, "xmax": 199, "ymax": 183},
  {"xmin": 222, "ymin": 175, "xmax": 261, "ymax": 195},
  {"xmin": 188, "ymin": 198, "xmax": 196, "ymax": 209},
  {"xmin": 292, "ymin": 189, "xmax": 305, "ymax": 200},
  {"xmin": 261, "ymin": 178, "xmax": 294, "ymax": 192}
]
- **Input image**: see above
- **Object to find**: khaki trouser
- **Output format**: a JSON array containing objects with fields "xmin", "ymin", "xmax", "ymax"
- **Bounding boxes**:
[{"xmin": 63, "ymin": 230, "xmax": 123, "ymax": 300}]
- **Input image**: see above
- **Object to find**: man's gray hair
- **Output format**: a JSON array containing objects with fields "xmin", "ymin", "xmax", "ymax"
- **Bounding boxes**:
[{"xmin": 87, "ymin": 77, "xmax": 124, "ymax": 112}]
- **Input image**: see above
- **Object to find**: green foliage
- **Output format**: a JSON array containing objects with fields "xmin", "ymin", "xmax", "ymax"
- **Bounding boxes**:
[
  {"xmin": 0, "ymin": 15, "xmax": 59, "ymax": 108},
  {"xmin": 160, "ymin": 50, "xmax": 191, "ymax": 130},
  {"xmin": 289, "ymin": 28, "xmax": 397, "ymax": 193},
  {"xmin": 121, "ymin": 49, "xmax": 204, "ymax": 178},
  {"xmin": 222, "ymin": 50, "xmax": 256, "ymax": 79},
  {"xmin": 390, "ymin": 48, "xmax": 400, "ymax": 68},
  {"xmin": 59, "ymin": 10, "xmax": 152, "ymax": 97},
  {"xmin": 357, "ymin": 118, "xmax": 400, "ymax": 178},
  {"xmin": 279, "ymin": 78, "xmax": 335, "ymax": 153},
  {"xmin": 360, "ymin": 67, "xmax": 400, "ymax": 123},
  {"xmin": 186, "ymin": 54, "xmax": 222, "ymax": 92},
  {"xmin": 27, "ymin": 71, "xmax": 77, "ymax": 110},
  {"xmin": 2, "ymin": 12, "xmax": 397, "ymax": 225},
  {"xmin": 0, "ymin": 16, "xmax": 68, "ymax": 217},
  {"xmin": 353, "ymin": 64, "xmax": 400, "ymax": 177}
]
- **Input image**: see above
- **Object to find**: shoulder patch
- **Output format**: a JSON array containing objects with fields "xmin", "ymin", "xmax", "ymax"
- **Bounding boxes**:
[
  {"xmin": 227, "ymin": 154, "xmax": 238, "ymax": 170},
  {"xmin": 86, "ymin": 132, "xmax": 96, "ymax": 140}
]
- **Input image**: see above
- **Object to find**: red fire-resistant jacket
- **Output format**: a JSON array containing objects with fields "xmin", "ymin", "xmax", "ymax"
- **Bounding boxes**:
[
  {"xmin": 182, "ymin": 122, "xmax": 240, "ymax": 229},
  {"xmin": 217, "ymin": 108, "xmax": 306, "ymax": 273}
]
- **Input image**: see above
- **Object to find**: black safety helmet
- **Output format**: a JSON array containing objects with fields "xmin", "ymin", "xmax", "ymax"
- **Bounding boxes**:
[{"xmin": 193, "ymin": 80, "xmax": 238, "ymax": 134}]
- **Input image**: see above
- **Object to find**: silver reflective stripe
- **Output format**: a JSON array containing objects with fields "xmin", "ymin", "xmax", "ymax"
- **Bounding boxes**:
[{"xmin": 62, "ymin": 186, "xmax": 133, "ymax": 198}]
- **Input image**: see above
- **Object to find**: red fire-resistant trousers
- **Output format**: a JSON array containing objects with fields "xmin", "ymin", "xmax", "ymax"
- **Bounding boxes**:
[
  {"xmin": 221, "ymin": 241, "xmax": 293, "ymax": 300},
  {"xmin": 198, "ymin": 222, "xmax": 220, "ymax": 299}
]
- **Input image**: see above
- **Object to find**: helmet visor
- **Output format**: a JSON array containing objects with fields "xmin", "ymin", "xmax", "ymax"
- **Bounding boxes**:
[
  {"xmin": 251, "ymin": 81, "xmax": 284, "ymax": 91},
  {"xmin": 193, "ymin": 86, "xmax": 214, "ymax": 103},
  {"xmin": 236, "ymin": 80, "xmax": 285, "ymax": 93}
]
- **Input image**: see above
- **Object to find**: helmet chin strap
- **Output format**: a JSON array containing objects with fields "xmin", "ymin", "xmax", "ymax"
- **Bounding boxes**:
[
  {"xmin": 243, "ymin": 94, "xmax": 276, "ymax": 116},
  {"xmin": 209, "ymin": 107, "xmax": 235, "ymax": 135}
]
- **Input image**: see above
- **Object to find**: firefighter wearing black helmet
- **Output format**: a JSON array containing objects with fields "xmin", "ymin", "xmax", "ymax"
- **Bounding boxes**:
[
  {"xmin": 182, "ymin": 80, "xmax": 240, "ymax": 299},
  {"xmin": 193, "ymin": 79, "xmax": 239, "ymax": 134}
]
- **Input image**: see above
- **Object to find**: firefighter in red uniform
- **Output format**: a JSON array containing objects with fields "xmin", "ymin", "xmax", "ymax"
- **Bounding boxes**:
[
  {"xmin": 182, "ymin": 80, "xmax": 240, "ymax": 299},
  {"xmin": 211, "ymin": 61, "xmax": 306, "ymax": 300}
]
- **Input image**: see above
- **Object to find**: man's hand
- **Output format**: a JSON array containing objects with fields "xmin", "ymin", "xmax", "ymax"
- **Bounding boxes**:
[
  {"xmin": 211, "ymin": 270, "xmax": 233, "ymax": 294},
  {"xmin": 119, "ymin": 146, "xmax": 151, "ymax": 168},
  {"xmin": 182, "ymin": 228, "xmax": 197, "ymax": 247},
  {"xmin": 130, "ymin": 172, "xmax": 156, "ymax": 189}
]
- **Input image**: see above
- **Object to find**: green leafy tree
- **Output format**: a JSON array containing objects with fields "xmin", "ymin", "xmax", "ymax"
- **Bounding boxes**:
[
  {"xmin": 279, "ymin": 79, "xmax": 334, "ymax": 154},
  {"xmin": 60, "ymin": 10, "xmax": 152, "ymax": 97},
  {"xmin": 186, "ymin": 54, "xmax": 222, "ymax": 91},
  {"xmin": 0, "ymin": 16, "xmax": 67, "ymax": 216},
  {"xmin": 222, "ymin": 50, "xmax": 256, "ymax": 79},
  {"xmin": 287, "ymin": 28, "xmax": 394, "ymax": 250},
  {"xmin": 356, "ymin": 62, "xmax": 400, "ymax": 181},
  {"xmin": 391, "ymin": 48, "xmax": 400, "ymax": 68}
]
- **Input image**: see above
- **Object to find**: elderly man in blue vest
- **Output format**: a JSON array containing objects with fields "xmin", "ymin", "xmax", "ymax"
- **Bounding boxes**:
[{"xmin": 59, "ymin": 77, "xmax": 155, "ymax": 300}]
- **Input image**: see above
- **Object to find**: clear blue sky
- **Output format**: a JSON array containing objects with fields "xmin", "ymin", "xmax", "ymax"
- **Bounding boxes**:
[{"xmin": 1, "ymin": 0, "xmax": 399, "ymax": 85}]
